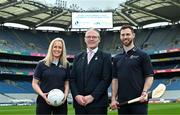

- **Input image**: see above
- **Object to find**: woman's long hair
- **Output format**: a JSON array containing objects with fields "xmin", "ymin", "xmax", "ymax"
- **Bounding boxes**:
[{"xmin": 42, "ymin": 38, "xmax": 68, "ymax": 68}]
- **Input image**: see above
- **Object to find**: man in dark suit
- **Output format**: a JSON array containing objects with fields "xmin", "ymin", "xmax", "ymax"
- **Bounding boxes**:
[{"xmin": 70, "ymin": 28, "xmax": 112, "ymax": 114}]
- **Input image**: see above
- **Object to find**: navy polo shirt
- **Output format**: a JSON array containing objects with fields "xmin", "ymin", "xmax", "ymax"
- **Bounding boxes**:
[
  {"xmin": 34, "ymin": 61, "xmax": 69, "ymax": 93},
  {"xmin": 113, "ymin": 47, "xmax": 154, "ymax": 103}
]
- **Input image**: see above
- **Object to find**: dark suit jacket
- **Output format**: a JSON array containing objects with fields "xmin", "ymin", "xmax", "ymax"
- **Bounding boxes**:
[{"xmin": 70, "ymin": 50, "xmax": 112, "ymax": 108}]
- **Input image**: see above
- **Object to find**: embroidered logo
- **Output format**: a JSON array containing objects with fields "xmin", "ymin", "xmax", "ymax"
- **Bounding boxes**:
[{"xmin": 130, "ymin": 55, "xmax": 139, "ymax": 59}]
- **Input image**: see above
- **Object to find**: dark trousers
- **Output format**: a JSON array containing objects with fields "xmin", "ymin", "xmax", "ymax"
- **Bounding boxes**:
[
  {"xmin": 75, "ymin": 106, "xmax": 107, "ymax": 115},
  {"xmin": 118, "ymin": 103, "xmax": 148, "ymax": 115},
  {"xmin": 36, "ymin": 96, "xmax": 67, "ymax": 115}
]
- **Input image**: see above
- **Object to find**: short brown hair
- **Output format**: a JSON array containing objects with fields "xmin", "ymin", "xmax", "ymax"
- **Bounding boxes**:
[{"xmin": 120, "ymin": 25, "xmax": 135, "ymax": 33}]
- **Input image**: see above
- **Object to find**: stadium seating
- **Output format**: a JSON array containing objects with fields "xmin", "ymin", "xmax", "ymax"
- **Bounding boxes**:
[
  {"xmin": 0, "ymin": 80, "xmax": 34, "ymax": 93},
  {"xmin": 151, "ymin": 78, "xmax": 180, "ymax": 90},
  {"xmin": 0, "ymin": 25, "xmax": 179, "ymax": 103}
]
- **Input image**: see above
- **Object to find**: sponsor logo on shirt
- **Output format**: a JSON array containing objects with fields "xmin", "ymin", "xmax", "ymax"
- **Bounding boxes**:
[{"xmin": 130, "ymin": 55, "xmax": 139, "ymax": 59}]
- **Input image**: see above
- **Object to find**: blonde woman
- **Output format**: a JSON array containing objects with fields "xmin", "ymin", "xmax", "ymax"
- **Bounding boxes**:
[{"xmin": 32, "ymin": 38, "xmax": 69, "ymax": 115}]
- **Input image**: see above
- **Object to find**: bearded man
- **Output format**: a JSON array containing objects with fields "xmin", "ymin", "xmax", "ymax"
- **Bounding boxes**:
[{"xmin": 110, "ymin": 25, "xmax": 154, "ymax": 115}]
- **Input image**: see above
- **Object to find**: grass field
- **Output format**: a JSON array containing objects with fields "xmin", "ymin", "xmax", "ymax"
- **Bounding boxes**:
[{"xmin": 0, "ymin": 103, "xmax": 179, "ymax": 114}]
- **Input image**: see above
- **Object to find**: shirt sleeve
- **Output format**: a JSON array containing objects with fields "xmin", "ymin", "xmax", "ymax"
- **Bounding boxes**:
[
  {"xmin": 33, "ymin": 61, "xmax": 44, "ymax": 81},
  {"xmin": 112, "ymin": 56, "xmax": 118, "ymax": 79},
  {"xmin": 142, "ymin": 53, "xmax": 154, "ymax": 77}
]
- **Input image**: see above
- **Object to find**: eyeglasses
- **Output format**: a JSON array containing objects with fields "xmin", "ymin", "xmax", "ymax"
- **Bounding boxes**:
[{"xmin": 85, "ymin": 36, "xmax": 99, "ymax": 39}]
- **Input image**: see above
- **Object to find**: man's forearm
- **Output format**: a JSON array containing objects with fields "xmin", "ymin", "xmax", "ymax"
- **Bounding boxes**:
[
  {"xmin": 111, "ymin": 79, "xmax": 118, "ymax": 101},
  {"xmin": 143, "ymin": 76, "xmax": 154, "ymax": 92}
]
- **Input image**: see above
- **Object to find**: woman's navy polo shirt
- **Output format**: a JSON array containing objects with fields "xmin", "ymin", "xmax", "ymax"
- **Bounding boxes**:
[
  {"xmin": 112, "ymin": 47, "xmax": 154, "ymax": 103},
  {"xmin": 34, "ymin": 61, "xmax": 70, "ymax": 93}
]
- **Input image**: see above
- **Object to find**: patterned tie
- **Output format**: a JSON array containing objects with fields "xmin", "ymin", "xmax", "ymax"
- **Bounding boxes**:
[{"xmin": 87, "ymin": 50, "xmax": 94, "ymax": 64}]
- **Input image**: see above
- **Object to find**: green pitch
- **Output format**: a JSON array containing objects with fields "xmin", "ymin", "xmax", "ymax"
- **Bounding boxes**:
[{"xmin": 0, "ymin": 103, "xmax": 179, "ymax": 114}]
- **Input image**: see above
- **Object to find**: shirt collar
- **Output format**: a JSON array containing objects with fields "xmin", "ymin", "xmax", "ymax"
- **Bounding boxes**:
[
  {"xmin": 87, "ymin": 47, "xmax": 98, "ymax": 53},
  {"xmin": 123, "ymin": 47, "xmax": 137, "ymax": 54}
]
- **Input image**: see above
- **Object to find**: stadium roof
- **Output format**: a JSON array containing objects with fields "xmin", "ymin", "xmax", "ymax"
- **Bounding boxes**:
[{"xmin": 0, "ymin": 0, "xmax": 180, "ymax": 29}]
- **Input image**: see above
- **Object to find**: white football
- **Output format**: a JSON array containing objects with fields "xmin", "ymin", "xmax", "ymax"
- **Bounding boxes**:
[{"xmin": 47, "ymin": 89, "xmax": 64, "ymax": 106}]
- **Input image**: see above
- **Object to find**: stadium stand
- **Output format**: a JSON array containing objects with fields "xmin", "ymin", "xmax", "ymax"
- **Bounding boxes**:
[
  {"xmin": 151, "ymin": 78, "xmax": 180, "ymax": 99},
  {"xmin": 1, "ymin": 25, "xmax": 179, "ymax": 103},
  {"xmin": 0, "ymin": 27, "xmax": 82, "ymax": 54}
]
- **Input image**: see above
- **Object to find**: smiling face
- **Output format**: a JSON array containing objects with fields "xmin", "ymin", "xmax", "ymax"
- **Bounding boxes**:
[
  {"xmin": 84, "ymin": 29, "xmax": 100, "ymax": 50},
  {"xmin": 120, "ymin": 28, "xmax": 135, "ymax": 47},
  {"xmin": 52, "ymin": 40, "xmax": 63, "ymax": 59}
]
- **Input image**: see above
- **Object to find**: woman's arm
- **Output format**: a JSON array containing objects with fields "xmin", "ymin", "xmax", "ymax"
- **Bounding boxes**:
[
  {"xmin": 63, "ymin": 80, "xmax": 69, "ymax": 102},
  {"xmin": 32, "ymin": 78, "xmax": 48, "ymax": 102}
]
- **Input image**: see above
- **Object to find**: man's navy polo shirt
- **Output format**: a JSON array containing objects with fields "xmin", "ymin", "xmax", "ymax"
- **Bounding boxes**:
[
  {"xmin": 112, "ymin": 47, "xmax": 154, "ymax": 103},
  {"xmin": 34, "ymin": 61, "xmax": 69, "ymax": 93}
]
